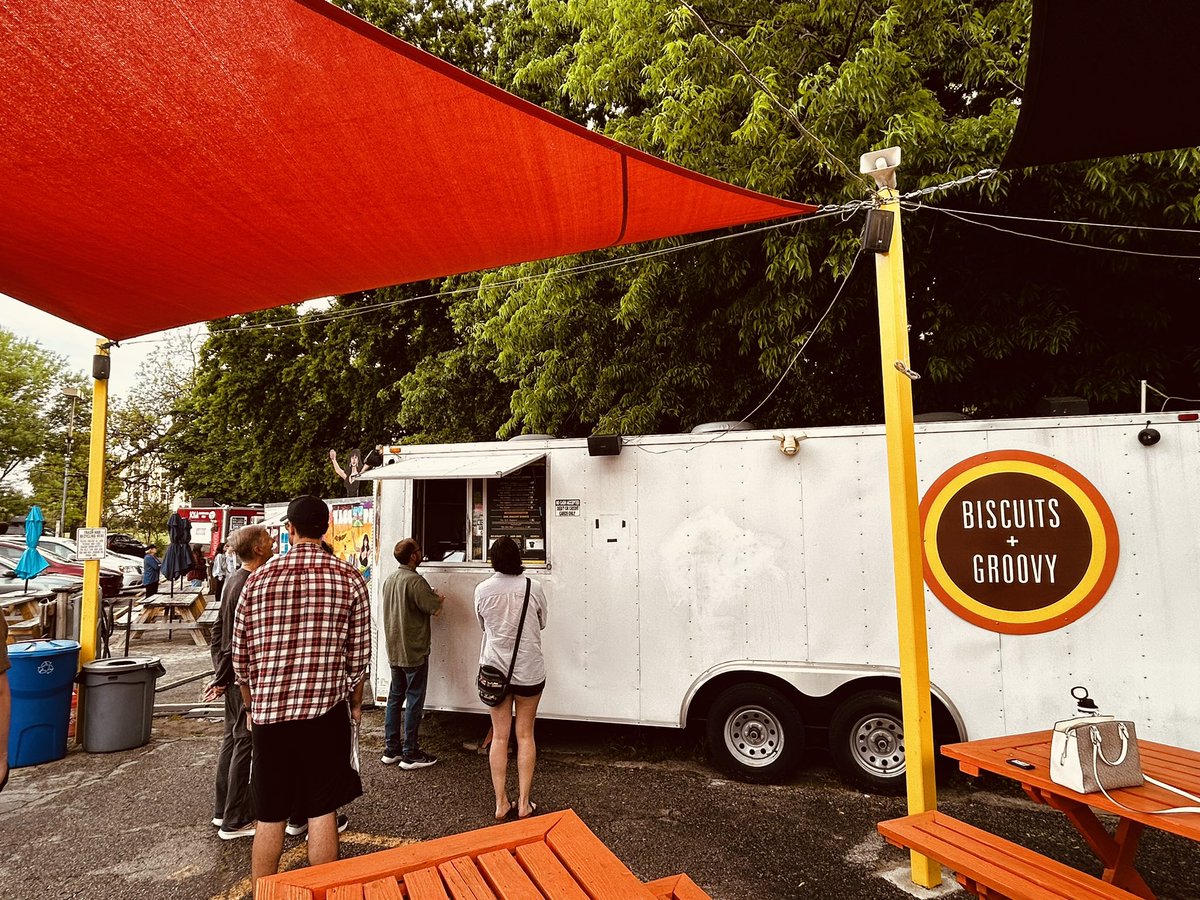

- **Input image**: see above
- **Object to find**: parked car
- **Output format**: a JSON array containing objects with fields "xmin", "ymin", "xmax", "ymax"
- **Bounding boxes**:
[
  {"xmin": 39, "ymin": 536, "xmax": 142, "ymax": 589},
  {"xmin": 0, "ymin": 541, "xmax": 122, "ymax": 598},
  {"xmin": 0, "ymin": 556, "xmax": 84, "ymax": 596},
  {"xmin": 106, "ymin": 532, "xmax": 148, "ymax": 557}
]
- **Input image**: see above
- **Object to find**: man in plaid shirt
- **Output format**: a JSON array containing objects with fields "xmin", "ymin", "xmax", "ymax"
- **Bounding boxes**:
[{"xmin": 233, "ymin": 494, "xmax": 371, "ymax": 882}]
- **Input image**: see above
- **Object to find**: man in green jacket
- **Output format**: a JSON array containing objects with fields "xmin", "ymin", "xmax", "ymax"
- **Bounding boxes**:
[{"xmin": 380, "ymin": 538, "xmax": 443, "ymax": 769}]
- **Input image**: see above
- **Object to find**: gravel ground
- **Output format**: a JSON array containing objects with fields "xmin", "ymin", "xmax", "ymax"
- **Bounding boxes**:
[{"xmin": 2, "ymin": 633, "xmax": 1197, "ymax": 900}]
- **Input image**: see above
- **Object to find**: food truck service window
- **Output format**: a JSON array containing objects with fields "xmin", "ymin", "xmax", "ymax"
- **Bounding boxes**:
[{"xmin": 414, "ymin": 458, "xmax": 546, "ymax": 564}]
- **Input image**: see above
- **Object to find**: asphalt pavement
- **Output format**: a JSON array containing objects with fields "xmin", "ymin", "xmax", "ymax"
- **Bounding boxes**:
[{"xmin": 2, "ymin": 633, "xmax": 1198, "ymax": 900}]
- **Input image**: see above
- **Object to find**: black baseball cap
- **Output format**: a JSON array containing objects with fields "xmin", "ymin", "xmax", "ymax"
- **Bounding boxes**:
[{"xmin": 285, "ymin": 495, "xmax": 329, "ymax": 537}]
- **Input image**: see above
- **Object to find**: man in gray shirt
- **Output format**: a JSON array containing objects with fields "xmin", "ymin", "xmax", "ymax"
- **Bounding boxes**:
[
  {"xmin": 380, "ymin": 538, "xmax": 443, "ymax": 769},
  {"xmin": 207, "ymin": 524, "xmax": 272, "ymax": 838}
]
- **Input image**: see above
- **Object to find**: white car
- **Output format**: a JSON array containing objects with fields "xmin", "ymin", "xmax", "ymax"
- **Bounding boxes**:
[{"xmin": 39, "ymin": 536, "xmax": 143, "ymax": 589}]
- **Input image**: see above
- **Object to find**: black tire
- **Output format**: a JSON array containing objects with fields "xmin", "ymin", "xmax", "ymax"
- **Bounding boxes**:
[
  {"xmin": 829, "ymin": 690, "xmax": 909, "ymax": 795},
  {"xmin": 705, "ymin": 684, "xmax": 803, "ymax": 784}
]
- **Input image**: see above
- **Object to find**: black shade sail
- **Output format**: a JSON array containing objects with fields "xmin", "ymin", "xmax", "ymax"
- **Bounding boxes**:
[{"xmin": 1003, "ymin": 0, "xmax": 1200, "ymax": 169}]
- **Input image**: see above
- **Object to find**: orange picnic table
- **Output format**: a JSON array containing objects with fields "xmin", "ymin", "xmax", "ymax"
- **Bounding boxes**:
[
  {"xmin": 940, "ymin": 730, "xmax": 1200, "ymax": 899},
  {"xmin": 255, "ymin": 809, "xmax": 710, "ymax": 900}
]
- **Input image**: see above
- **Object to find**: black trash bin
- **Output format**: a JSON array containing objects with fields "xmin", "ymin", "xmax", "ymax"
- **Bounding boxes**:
[{"xmin": 76, "ymin": 656, "xmax": 166, "ymax": 752}]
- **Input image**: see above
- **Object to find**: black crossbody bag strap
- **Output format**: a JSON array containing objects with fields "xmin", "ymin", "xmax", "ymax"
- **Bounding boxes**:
[{"xmin": 503, "ymin": 577, "xmax": 532, "ymax": 688}]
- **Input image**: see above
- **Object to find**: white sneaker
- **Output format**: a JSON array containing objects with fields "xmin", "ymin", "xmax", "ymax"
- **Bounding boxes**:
[
  {"xmin": 217, "ymin": 821, "xmax": 256, "ymax": 840},
  {"xmin": 211, "ymin": 817, "xmax": 223, "ymax": 827},
  {"xmin": 380, "ymin": 752, "xmax": 402, "ymax": 765}
]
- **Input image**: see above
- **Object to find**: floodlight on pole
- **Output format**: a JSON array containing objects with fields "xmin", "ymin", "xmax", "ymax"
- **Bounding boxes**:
[{"xmin": 58, "ymin": 386, "xmax": 83, "ymax": 538}]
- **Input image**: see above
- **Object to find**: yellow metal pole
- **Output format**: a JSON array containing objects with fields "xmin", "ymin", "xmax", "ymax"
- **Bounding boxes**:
[
  {"xmin": 79, "ymin": 340, "xmax": 110, "ymax": 665},
  {"xmin": 862, "ymin": 148, "xmax": 940, "ymax": 888}
]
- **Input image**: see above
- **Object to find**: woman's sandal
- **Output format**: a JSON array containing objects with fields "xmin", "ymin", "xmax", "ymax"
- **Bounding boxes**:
[
  {"xmin": 495, "ymin": 799, "xmax": 514, "ymax": 821},
  {"xmin": 517, "ymin": 801, "xmax": 538, "ymax": 820}
]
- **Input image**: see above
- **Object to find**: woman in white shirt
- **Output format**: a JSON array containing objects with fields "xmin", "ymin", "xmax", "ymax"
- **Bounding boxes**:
[
  {"xmin": 210, "ymin": 542, "xmax": 230, "ymax": 602},
  {"xmin": 475, "ymin": 536, "xmax": 548, "ymax": 821}
]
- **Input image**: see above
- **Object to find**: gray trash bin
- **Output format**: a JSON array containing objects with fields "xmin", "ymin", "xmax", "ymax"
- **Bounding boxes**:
[{"xmin": 77, "ymin": 657, "xmax": 166, "ymax": 752}]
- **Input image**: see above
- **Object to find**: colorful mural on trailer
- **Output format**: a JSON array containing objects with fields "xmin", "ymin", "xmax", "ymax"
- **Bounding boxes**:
[
  {"xmin": 329, "ymin": 497, "xmax": 374, "ymax": 583},
  {"xmin": 263, "ymin": 497, "xmax": 375, "ymax": 584}
]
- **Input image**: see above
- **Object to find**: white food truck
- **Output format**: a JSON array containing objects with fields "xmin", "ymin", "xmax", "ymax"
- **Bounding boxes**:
[{"xmin": 362, "ymin": 410, "xmax": 1200, "ymax": 792}]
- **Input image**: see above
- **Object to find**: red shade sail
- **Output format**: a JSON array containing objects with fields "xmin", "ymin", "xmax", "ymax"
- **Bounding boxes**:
[{"xmin": 0, "ymin": 0, "xmax": 813, "ymax": 341}]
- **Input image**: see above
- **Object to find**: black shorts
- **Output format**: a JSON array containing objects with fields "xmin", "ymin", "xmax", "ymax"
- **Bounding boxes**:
[
  {"xmin": 251, "ymin": 702, "xmax": 363, "ymax": 823},
  {"xmin": 507, "ymin": 680, "xmax": 545, "ymax": 698}
]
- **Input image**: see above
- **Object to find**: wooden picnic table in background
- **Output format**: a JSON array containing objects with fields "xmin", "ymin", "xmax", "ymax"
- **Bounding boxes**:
[
  {"xmin": 128, "ymin": 590, "xmax": 209, "ymax": 647},
  {"xmin": 256, "ymin": 808, "xmax": 710, "ymax": 900},
  {"xmin": 2, "ymin": 592, "xmax": 50, "ymax": 641}
]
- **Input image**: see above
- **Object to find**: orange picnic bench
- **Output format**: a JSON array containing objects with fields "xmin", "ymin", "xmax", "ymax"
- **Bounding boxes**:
[
  {"xmin": 879, "ymin": 810, "xmax": 1138, "ymax": 900},
  {"xmin": 256, "ymin": 809, "xmax": 710, "ymax": 900}
]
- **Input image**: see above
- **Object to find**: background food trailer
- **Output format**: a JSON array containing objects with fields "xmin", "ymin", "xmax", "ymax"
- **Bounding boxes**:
[{"xmin": 178, "ymin": 505, "xmax": 265, "ymax": 557}]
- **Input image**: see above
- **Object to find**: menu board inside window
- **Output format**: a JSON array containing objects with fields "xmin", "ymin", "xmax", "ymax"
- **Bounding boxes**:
[{"xmin": 486, "ymin": 462, "xmax": 546, "ymax": 561}]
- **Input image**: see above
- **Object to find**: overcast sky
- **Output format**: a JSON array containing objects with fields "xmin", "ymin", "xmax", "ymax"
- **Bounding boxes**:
[{"xmin": 1, "ymin": 292, "xmax": 189, "ymax": 400}]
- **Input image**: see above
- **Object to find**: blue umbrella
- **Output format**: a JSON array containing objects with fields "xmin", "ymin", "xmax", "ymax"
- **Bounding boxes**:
[{"xmin": 13, "ymin": 505, "xmax": 49, "ymax": 588}]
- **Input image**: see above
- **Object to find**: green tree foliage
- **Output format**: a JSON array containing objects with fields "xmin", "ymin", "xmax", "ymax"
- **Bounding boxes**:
[
  {"xmin": 24, "ymin": 375, "xmax": 94, "ymax": 536},
  {"xmin": 98, "ymin": 332, "xmax": 201, "ymax": 537},
  {"xmin": 166, "ymin": 291, "xmax": 459, "ymax": 501},
  {"xmin": 400, "ymin": 0, "xmax": 1200, "ymax": 436},
  {"xmin": 0, "ymin": 483, "xmax": 31, "ymax": 529},
  {"xmin": 0, "ymin": 328, "xmax": 70, "ymax": 489},
  {"xmin": 0, "ymin": 328, "xmax": 91, "ymax": 528}
]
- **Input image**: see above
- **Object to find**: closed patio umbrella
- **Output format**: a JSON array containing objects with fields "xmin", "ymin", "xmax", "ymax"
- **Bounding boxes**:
[
  {"xmin": 162, "ymin": 513, "xmax": 192, "ymax": 596},
  {"xmin": 13, "ymin": 506, "xmax": 49, "ymax": 591}
]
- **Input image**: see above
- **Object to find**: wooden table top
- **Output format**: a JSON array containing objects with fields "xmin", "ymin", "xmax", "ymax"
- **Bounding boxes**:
[
  {"xmin": 142, "ymin": 594, "xmax": 204, "ymax": 608},
  {"xmin": 256, "ymin": 809, "xmax": 699, "ymax": 900},
  {"xmin": 1, "ymin": 590, "xmax": 52, "ymax": 607},
  {"xmin": 942, "ymin": 730, "xmax": 1200, "ymax": 842}
]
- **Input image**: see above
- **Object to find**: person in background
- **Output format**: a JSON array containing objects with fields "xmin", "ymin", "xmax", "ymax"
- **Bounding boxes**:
[
  {"xmin": 142, "ymin": 545, "xmax": 161, "ymax": 598},
  {"xmin": 206, "ymin": 525, "xmax": 273, "ymax": 840},
  {"xmin": 380, "ymin": 538, "xmax": 443, "ymax": 770},
  {"xmin": 210, "ymin": 541, "xmax": 230, "ymax": 606},
  {"xmin": 233, "ymin": 495, "xmax": 370, "ymax": 883},
  {"xmin": 189, "ymin": 545, "xmax": 208, "ymax": 591},
  {"xmin": 224, "ymin": 542, "xmax": 239, "ymax": 582},
  {"xmin": 475, "ymin": 537, "xmax": 548, "ymax": 821},
  {"xmin": 0, "ymin": 615, "xmax": 10, "ymax": 792}
]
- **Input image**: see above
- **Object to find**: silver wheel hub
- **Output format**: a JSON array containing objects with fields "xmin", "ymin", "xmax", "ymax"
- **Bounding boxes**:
[
  {"xmin": 850, "ymin": 713, "xmax": 905, "ymax": 777},
  {"xmin": 724, "ymin": 705, "xmax": 784, "ymax": 768}
]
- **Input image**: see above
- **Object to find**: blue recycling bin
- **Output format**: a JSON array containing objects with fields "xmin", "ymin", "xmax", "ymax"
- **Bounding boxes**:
[{"xmin": 7, "ymin": 640, "xmax": 80, "ymax": 768}]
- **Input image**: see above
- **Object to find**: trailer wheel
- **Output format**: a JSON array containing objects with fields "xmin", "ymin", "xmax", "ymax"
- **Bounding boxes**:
[
  {"xmin": 829, "ymin": 690, "xmax": 907, "ymax": 795},
  {"xmin": 705, "ymin": 684, "xmax": 803, "ymax": 783}
]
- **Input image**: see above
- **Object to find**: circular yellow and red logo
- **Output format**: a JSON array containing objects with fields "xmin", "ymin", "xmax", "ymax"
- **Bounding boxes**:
[{"xmin": 920, "ymin": 450, "xmax": 1119, "ymax": 634}]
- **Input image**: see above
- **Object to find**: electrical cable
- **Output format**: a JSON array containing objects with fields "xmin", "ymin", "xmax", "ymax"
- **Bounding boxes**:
[
  {"xmin": 921, "ymin": 204, "xmax": 1200, "ymax": 236},
  {"xmin": 634, "ymin": 243, "xmax": 865, "ymax": 456},
  {"xmin": 911, "ymin": 203, "xmax": 1200, "ymax": 260},
  {"xmin": 677, "ymin": 0, "xmax": 872, "ymax": 193},
  {"xmin": 120, "ymin": 204, "xmax": 864, "ymax": 345},
  {"xmin": 1146, "ymin": 383, "xmax": 1200, "ymax": 411}
]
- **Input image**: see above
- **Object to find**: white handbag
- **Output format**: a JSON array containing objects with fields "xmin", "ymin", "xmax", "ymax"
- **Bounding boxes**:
[
  {"xmin": 1050, "ymin": 716, "xmax": 1142, "ymax": 794},
  {"xmin": 1050, "ymin": 689, "xmax": 1200, "ymax": 814}
]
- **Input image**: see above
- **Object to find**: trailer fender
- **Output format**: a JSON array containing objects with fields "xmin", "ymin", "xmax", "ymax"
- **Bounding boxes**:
[{"xmin": 681, "ymin": 660, "xmax": 967, "ymax": 743}]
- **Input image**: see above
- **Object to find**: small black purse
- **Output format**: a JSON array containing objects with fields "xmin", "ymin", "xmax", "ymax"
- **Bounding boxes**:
[{"xmin": 477, "ymin": 577, "xmax": 531, "ymax": 707}]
